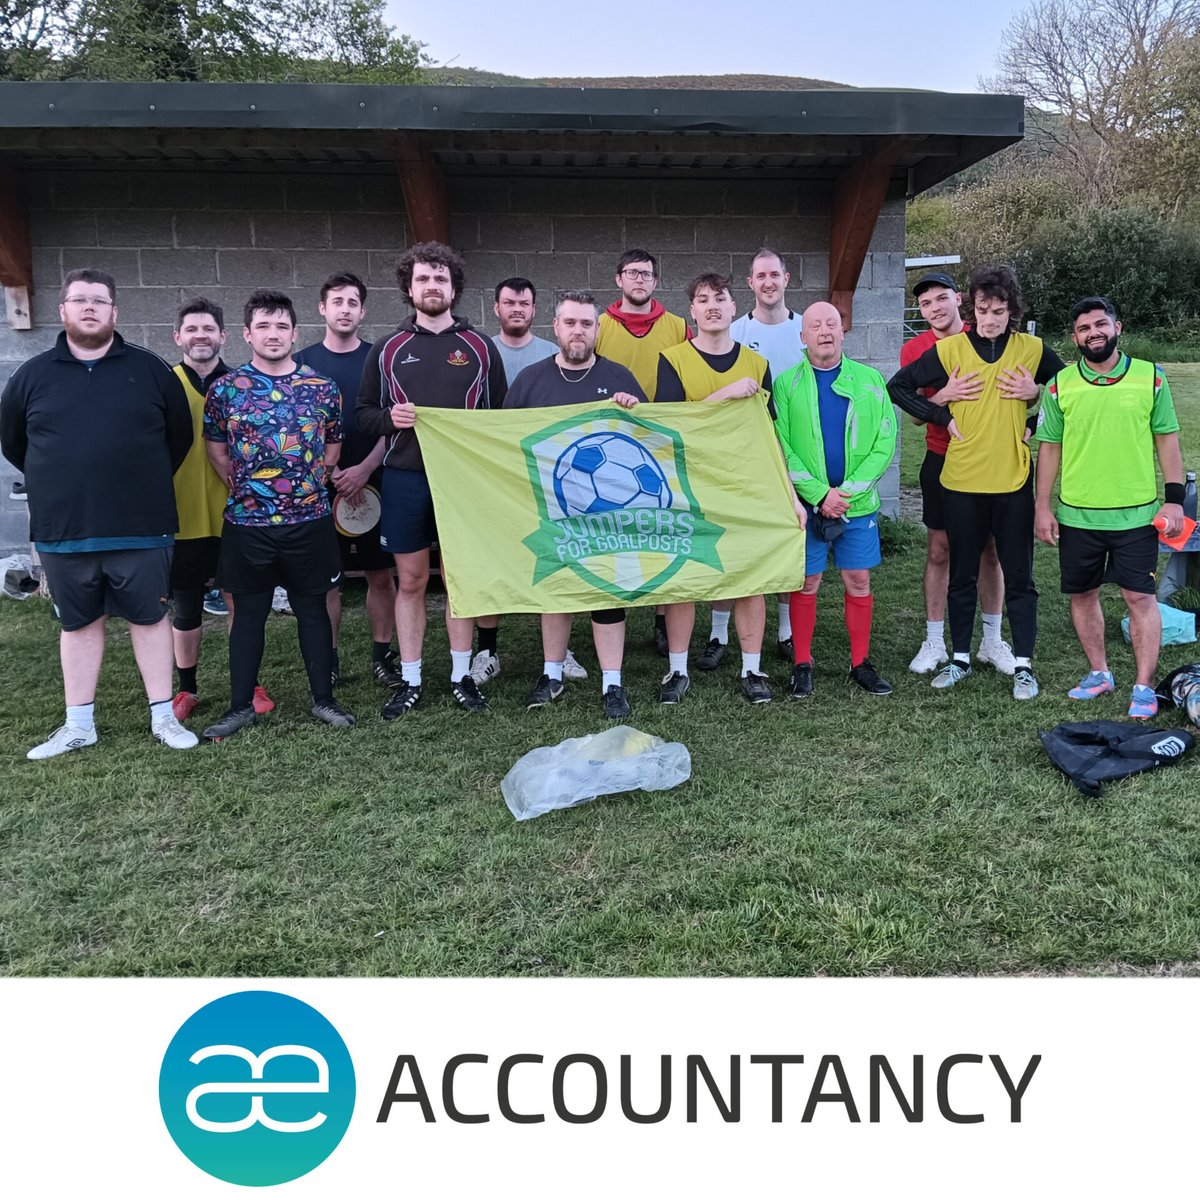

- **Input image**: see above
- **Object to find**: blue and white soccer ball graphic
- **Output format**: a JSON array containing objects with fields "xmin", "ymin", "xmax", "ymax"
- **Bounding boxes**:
[{"xmin": 552, "ymin": 432, "xmax": 674, "ymax": 517}]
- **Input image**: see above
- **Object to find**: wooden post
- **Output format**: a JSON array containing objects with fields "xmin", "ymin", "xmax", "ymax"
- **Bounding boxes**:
[
  {"xmin": 0, "ymin": 167, "xmax": 33, "ymax": 330},
  {"xmin": 827, "ymin": 143, "xmax": 900, "ymax": 331},
  {"xmin": 391, "ymin": 133, "xmax": 451, "ymax": 245}
]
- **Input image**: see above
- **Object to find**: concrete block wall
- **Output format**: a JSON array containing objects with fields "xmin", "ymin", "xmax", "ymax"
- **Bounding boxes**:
[{"xmin": 0, "ymin": 166, "xmax": 906, "ymax": 515}]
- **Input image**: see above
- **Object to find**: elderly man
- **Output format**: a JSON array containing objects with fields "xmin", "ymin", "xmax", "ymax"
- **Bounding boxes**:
[
  {"xmin": 774, "ymin": 301, "xmax": 897, "ymax": 699},
  {"xmin": 0, "ymin": 268, "xmax": 196, "ymax": 758}
]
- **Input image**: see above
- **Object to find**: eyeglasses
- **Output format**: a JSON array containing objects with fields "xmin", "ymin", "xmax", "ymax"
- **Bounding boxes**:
[
  {"xmin": 621, "ymin": 269, "xmax": 655, "ymax": 281},
  {"xmin": 63, "ymin": 297, "xmax": 114, "ymax": 307}
]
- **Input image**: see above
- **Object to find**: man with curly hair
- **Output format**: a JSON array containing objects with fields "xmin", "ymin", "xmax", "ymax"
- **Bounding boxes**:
[{"xmin": 356, "ymin": 241, "xmax": 507, "ymax": 718}]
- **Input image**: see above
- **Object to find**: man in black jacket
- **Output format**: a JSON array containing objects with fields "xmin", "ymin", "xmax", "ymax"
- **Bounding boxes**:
[{"xmin": 0, "ymin": 268, "xmax": 196, "ymax": 759}]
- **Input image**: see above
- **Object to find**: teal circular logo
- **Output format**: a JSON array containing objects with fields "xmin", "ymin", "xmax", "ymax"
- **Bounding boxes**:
[{"xmin": 159, "ymin": 990, "xmax": 355, "ymax": 1187}]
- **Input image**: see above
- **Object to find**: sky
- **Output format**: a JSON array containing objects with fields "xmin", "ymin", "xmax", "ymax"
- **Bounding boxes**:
[{"xmin": 388, "ymin": 0, "xmax": 1034, "ymax": 94}]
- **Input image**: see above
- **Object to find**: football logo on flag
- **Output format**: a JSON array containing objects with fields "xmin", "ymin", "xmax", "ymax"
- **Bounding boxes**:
[{"xmin": 520, "ymin": 409, "xmax": 724, "ymax": 601}]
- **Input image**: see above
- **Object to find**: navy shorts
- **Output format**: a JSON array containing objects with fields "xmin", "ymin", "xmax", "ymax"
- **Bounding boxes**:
[
  {"xmin": 216, "ymin": 517, "xmax": 342, "ymax": 596},
  {"xmin": 40, "ymin": 546, "xmax": 172, "ymax": 631},
  {"xmin": 169, "ymin": 535, "xmax": 220, "ymax": 592},
  {"xmin": 1058, "ymin": 523, "xmax": 1159, "ymax": 594},
  {"xmin": 380, "ymin": 468, "xmax": 437, "ymax": 556}
]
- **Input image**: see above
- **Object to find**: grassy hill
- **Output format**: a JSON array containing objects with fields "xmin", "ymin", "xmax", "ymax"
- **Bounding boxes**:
[{"xmin": 418, "ymin": 67, "xmax": 851, "ymax": 90}]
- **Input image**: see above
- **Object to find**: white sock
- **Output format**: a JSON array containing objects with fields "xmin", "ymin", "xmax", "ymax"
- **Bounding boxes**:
[
  {"xmin": 778, "ymin": 599, "xmax": 792, "ymax": 641},
  {"xmin": 544, "ymin": 660, "xmax": 564, "ymax": 682},
  {"xmin": 953, "ymin": 653, "xmax": 971, "ymax": 666},
  {"xmin": 926, "ymin": 619, "xmax": 945, "ymax": 642},
  {"xmin": 450, "ymin": 649, "xmax": 472, "ymax": 681},
  {"xmin": 668, "ymin": 650, "xmax": 688, "ymax": 677},
  {"xmin": 67, "ymin": 702, "xmax": 95, "ymax": 732},
  {"xmin": 602, "ymin": 670, "xmax": 622, "ymax": 691},
  {"xmin": 741, "ymin": 651, "xmax": 761, "ymax": 677},
  {"xmin": 149, "ymin": 699, "xmax": 172, "ymax": 724},
  {"xmin": 401, "ymin": 659, "xmax": 422, "ymax": 687},
  {"xmin": 710, "ymin": 609, "xmax": 731, "ymax": 643},
  {"xmin": 1014, "ymin": 656, "xmax": 1031, "ymax": 669},
  {"xmin": 981, "ymin": 612, "xmax": 1002, "ymax": 642}
]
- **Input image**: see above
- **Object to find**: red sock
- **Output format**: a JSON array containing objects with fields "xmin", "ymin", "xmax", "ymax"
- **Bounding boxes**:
[
  {"xmin": 845, "ymin": 593, "xmax": 873, "ymax": 667},
  {"xmin": 789, "ymin": 592, "xmax": 816, "ymax": 664}
]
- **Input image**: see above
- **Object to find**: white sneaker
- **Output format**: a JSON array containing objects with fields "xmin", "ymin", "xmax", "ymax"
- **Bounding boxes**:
[
  {"xmin": 563, "ymin": 648, "xmax": 588, "ymax": 681},
  {"xmin": 27, "ymin": 724, "xmax": 98, "ymax": 760},
  {"xmin": 468, "ymin": 650, "xmax": 501, "ymax": 685},
  {"xmin": 271, "ymin": 586, "xmax": 293, "ymax": 615},
  {"xmin": 152, "ymin": 713, "xmax": 200, "ymax": 750},
  {"xmin": 909, "ymin": 638, "xmax": 948, "ymax": 674},
  {"xmin": 977, "ymin": 638, "xmax": 1017, "ymax": 676}
]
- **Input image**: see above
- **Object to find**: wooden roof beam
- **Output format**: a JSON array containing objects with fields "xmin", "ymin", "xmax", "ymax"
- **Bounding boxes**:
[{"xmin": 391, "ymin": 132, "xmax": 450, "ymax": 245}]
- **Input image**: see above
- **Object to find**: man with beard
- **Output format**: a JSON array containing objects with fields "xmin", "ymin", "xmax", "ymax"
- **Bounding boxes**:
[
  {"xmin": 201, "ymin": 290, "xmax": 354, "ymax": 739},
  {"xmin": 775, "ymin": 301, "xmax": 895, "ymax": 700},
  {"xmin": 356, "ymin": 241, "xmax": 507, "ymax": 718},
  {"xmin": 296, "ymin": 272, "xmax": 401, "ymax": 692},
  {"xmin": 0, "ymin": 268, "xmax": 196, "ymax": 758},
  {"xmin": 505, "ymin": 291, "xmax": 646, "ymax": 718},
  {"xmin": 887, "ymin": 265, "xmax": 1063, "ymax": 701},
  {"xmin": 169, "ymin": 298, "xmax": 276, "ymax": 725},
  {"xmin": 1035, "ymin": 295, "xmax": 1185, "ymax": 718},
  {"xmin": 655, "ymin": 271, "xmax": 780, "ymax": 705},
  {"xmin": 597, "ymin": 248, "xmax": 692, "ymax": 656},
  {"xmin": 901, "ymin": 272, "xmax": 1013, "ymax": 679}
]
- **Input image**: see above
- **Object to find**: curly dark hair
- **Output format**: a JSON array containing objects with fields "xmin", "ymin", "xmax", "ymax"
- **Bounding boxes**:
[
  {"xmin": 396, "ymin": 241, "xmax": 465, "ymax": 305},
  {"xmin": 967, "ymin": 265, "xmax": 1026, "ymax": 327}
]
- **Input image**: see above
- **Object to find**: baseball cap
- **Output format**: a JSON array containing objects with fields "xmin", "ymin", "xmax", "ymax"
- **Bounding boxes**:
[{"xmin": 913, "ymin": 271, "xmax": 959, "ymax": 296}]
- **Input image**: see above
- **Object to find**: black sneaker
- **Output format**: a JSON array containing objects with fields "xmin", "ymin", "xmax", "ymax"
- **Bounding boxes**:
[
  {"xmin": 777, "ymin": 636, "xmax": 794, "ymax": 662},
  {"xmin": 653, "ymin": 621, "xmax": 669, "ymax": 657},
  {"xmin": 382, "ymin": 683, "xmax": 421, "ymax": 720},
  {"xmin": 202, "ymin": 704, "xmax": 257, "ymax": 741},
  {"xmin": 373, "ymin": 652, "xmax": 404, "ymax": 688},
  {"xmin": 659, "ymin": 670, "xmax": 690, "ymax": 704},
  {"xmin": 451, "ymin": 675, "xmax": 489, "ymax": 713},
  {"xmin": 312, "ymin": 698, "xmax": 356, "ymax": 727},
  {"xmin": 602, "ymin": 684, "xmax": 632, "ymax": 719},
  {"xmin": 696, "ymin": 637, "xmax": 727, "ymax": 670},
  {"xmin": 741, "ymin": 671, "xmax": 772, "ymax": 703},
  {"xmin": 527, "ymin": 674, "xmax": 565, "ymax": 708},
  {"xmin": 787, "ymin": 662, "xmax": 814, "ymax": 699},
  {"xmin": 849, "ymin": 658, "xmax": 893, "ymax": 695}
]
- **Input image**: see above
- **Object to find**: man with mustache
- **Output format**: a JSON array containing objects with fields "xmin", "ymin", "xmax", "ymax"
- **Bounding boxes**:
[
  {"xmin": 356, "ymin": 242, "xmax": 507, "ymax": 718},
  {"xmin": 505, "ymin": 291, "xmax": 646, "ymax": 718},
  {"xmin": 0, "ymin": 268, "xmax": 196, "ymax": 758},
  {"xmin": 201, "ymin": 290, "xmax": 353, "ymax": 739},
  {"xmin": 1035, "ymin": 295, "xmax": 1185, "ymax": 718}
]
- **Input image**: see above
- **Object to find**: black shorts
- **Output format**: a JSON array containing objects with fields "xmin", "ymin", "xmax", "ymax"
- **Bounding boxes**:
[
  {"xmin": 919, "ymin": 449, "xmax": 948, "ymax": 531},
  {"xmin": 380, "ymin": 468, "xmax": 437, "ymax": 555},
  {"xmin": 591, "ymin": 608, "xmax": 626, "ymax": 624},
  {"xmin": 169, "ymin": 536, "xmax": 221, "ymax": 593},
  {"xmin": 40, "ymin": 546, "xmax": 171, "ymax": 632},
  {"xmin": 1058, "ymin": 523, "xmax": 1159, "ymax": 594},
  {"xmin": 216, "ymin": 517, "xmax": 342, "ymax": 596}
]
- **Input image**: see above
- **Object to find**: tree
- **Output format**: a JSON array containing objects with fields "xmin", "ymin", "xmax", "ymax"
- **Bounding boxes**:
[{"xmin": 0, "ymin": 0, "xmax": 423, "ymax": 82}]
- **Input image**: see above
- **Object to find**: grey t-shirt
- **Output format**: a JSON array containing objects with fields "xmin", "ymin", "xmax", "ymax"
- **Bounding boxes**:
[{"xmin": 495, "ymin": 335, "xmax": 557, "ymax": 384}]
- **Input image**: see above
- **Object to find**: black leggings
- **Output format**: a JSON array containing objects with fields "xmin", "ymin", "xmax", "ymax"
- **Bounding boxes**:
[
  {"xmin": 229, "ymin": 589, "xmax": 334, "ymax": 707},
  {"xmin": 172, "ymin": 585, "xmax": 204, "ymax": 632},
  {"xmin": 943, "ymin": 475, "xmax": 1038, "ymax": 659}
]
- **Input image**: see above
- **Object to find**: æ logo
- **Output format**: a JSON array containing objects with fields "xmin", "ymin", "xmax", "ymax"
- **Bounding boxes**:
[
  {"xmin": 521, "ymin": 408, "xmax": 724, "ymax": 602},
  {"xmin": 159, "ymin": 990, "xmax": 355, "ymax": 1187}
]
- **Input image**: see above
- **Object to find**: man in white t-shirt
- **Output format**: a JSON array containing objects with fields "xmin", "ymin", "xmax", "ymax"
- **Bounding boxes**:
[{"xmin": 700, "ymin": 248, "xmax": 805, "ymax": 668}]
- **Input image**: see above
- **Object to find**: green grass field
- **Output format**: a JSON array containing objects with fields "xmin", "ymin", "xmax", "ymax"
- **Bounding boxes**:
[{"xmin": 2, "ymin": 368, "xmax": 1198, "ymax": 978}]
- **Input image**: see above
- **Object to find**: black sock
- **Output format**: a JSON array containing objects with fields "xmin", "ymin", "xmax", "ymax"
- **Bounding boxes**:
[
  {"xmin": 478, "ymin": 626, "xmax": 498, "ymax": 655},
  {"xmin": 331, "ymin": 647, "xmax": 341, "ymax": 674},
  {"xmin": 372, "ymin": 640, "xmax": 392, "ymax": 662},
  {"xmin": 178, "ymin": 664, "xmax": 198, "ymax": 694}
]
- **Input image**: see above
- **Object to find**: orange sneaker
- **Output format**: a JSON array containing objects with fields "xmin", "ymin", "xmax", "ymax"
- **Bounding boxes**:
[
  {"xmin": 172, "ymin": 690, "xmax": 199, "ymax": 721},
  {"xmin": 252, "ymin": 684, "xmax": 276, "ymax": 715}
]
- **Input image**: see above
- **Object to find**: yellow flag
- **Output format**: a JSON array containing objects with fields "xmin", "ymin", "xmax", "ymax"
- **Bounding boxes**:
[{"xmin": 417, "ymin": 398, "xmax": 806, "ymax": 618}]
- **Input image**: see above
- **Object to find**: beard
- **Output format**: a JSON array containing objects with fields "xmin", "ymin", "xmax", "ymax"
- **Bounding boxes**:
[
  {"xmin": 185, "ymin": 342, "xmax": 219, "ymax": 364},
  {"xmin": 415, "ymin": 292, "xmax": 451, "ymax": 317},
  {"xmin": 561, "ymin": 341, "xmax": 593, "ymax": 364},
  {"xmin": 1080, "ymin": 334, "xmax": 1119, "ymax": 364}
]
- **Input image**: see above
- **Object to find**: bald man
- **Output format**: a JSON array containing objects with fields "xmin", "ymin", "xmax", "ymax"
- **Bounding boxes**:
[{"xmin": 772, "ymin": 301, "xmax": 897, "ymax": 698}]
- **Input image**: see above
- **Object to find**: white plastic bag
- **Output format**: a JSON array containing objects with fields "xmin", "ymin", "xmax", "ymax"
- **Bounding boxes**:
[{"xmin": 501, "ymin": 725, "xmax": 691, "ymax": 821}]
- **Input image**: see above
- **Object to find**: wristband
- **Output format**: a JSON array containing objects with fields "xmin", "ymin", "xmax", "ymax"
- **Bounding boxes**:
[{"xmin": 1165, "ymin": 482, "xmax": 1185, "ymax": 506}]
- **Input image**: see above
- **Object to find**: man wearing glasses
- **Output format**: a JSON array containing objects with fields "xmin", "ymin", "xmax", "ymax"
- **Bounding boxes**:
[
  {"xmin": 1, "ymin": 268, "xmax": 196, "ymax": 758},
  {"xmin": 597, "ymin": 248, "xmax": 692, "ymax": 655}
]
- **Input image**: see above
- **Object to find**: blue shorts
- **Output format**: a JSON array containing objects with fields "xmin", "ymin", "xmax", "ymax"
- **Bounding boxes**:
[
  {"xmin": 380, "ymin": 468, "xmax": 437, "ymax": 555},
  {"xmin": 805, "ymin": 513, "xmax": 882, "ymax": 575}
]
